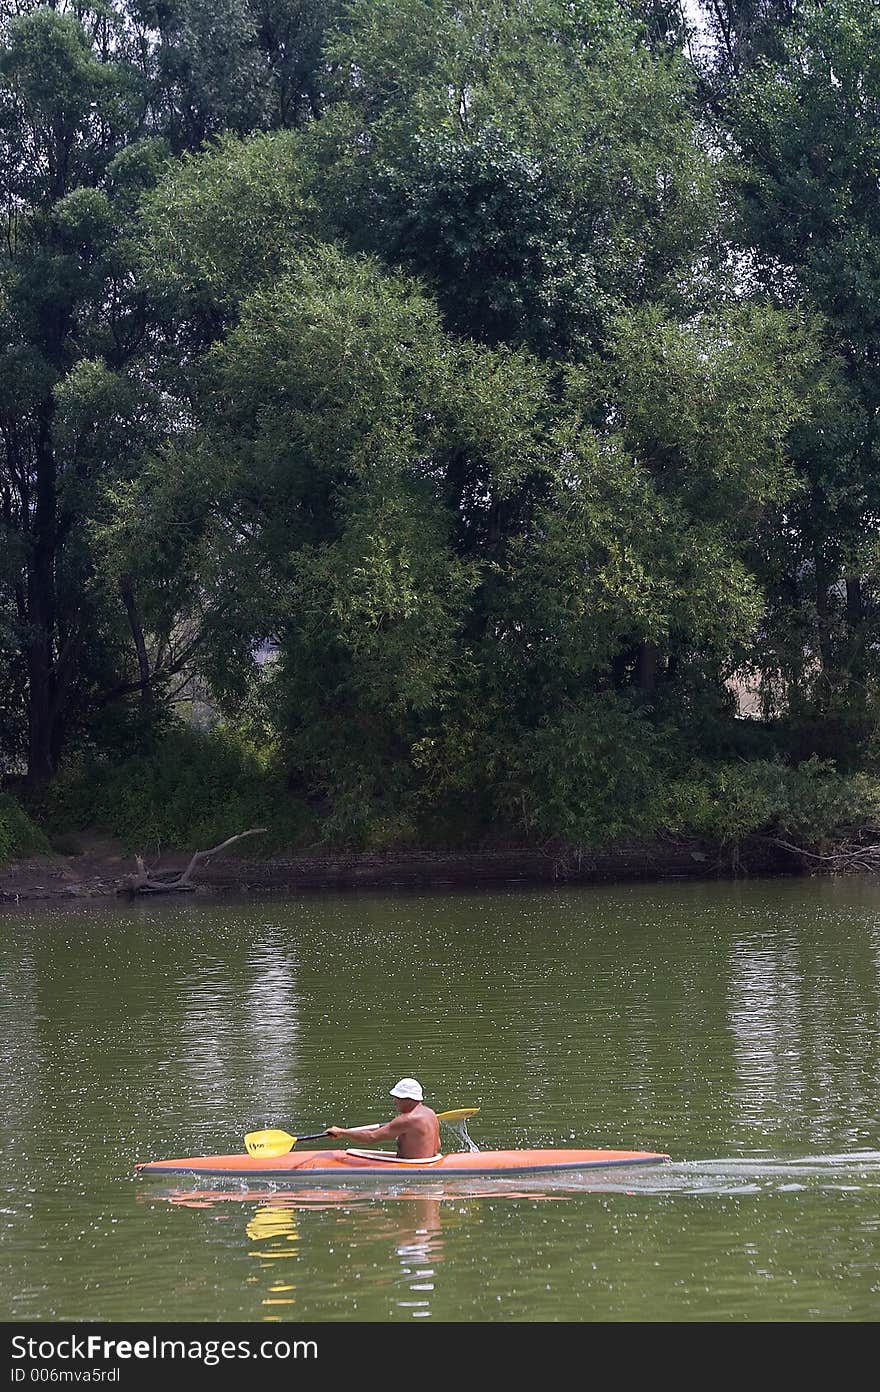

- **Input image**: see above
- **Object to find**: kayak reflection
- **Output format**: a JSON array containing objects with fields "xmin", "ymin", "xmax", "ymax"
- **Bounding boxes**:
[
  {"xmin": 137, "ymin": 1184, "xmax": 576, "ymax": 1319},
  {"xmin": 141, "ymin": 1181, "xmax": 575, "ymax": 1207}
]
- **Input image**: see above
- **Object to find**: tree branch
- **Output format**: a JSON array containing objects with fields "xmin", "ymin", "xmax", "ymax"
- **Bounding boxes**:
[{"xmin": 122, "ymin": 828, "xmax": 268, "ymax": 895}]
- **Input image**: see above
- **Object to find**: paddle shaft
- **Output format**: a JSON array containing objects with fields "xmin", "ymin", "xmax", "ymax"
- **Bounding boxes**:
[
  {"xmin": 300, "ymin": 1111, "xmax": 472, "ymax": 1140},
  {"xmin": 244, "ymin": 1108, "xmax": 480, "ymax": 1158}
]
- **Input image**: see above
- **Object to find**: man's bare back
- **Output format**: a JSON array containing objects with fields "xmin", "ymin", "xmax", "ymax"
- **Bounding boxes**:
[
  {"xmin": 326, "ymin": 1082, "xmax": 441, "ymax": 1158},
  {"xmin": 383, "ymin": 1102, "xmax": 441, "ymax": 1158}
]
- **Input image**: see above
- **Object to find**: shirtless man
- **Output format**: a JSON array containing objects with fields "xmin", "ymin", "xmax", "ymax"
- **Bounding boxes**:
[{"xmin": 326, "ymin": 1078, "xmax": 440, "ymax": 1159}]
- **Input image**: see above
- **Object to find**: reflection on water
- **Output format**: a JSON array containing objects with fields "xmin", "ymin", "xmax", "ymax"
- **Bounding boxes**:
[
  {"xmin": 4, "ymin": 876, "xmax": 880, "ymax": 1320},
  {"xmin": 727, "ymin": 933, "xmax": 880, "ymax": 1149},
  {"xmin": 141, "ymin": 1184, "xmax": 572, "ymax": 1319},
  {"xmin": 391, "ymin": 1197, "xmax": 443, "ymax": 1318},
  {"xmin": 133, "ymin": 1142, "xmax": 880, "ymax": 1320}
]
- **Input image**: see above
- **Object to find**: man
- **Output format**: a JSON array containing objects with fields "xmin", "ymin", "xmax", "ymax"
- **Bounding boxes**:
[{"xmin": 326, "ymin": 1078, "xmax": 441, "ymax": 1159}]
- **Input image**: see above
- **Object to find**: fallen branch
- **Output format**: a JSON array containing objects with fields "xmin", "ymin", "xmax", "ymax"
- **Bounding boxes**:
[
  {"xmin": 765, "ymin": 835, "xmax": 880, "ymax": 873},
  {"xmin": 122, "ymin": 828, "xmax": 268, "ymax": 895},
  {"xmin": 766, "ymin": 837, "xmax": 842, "ymax": 862}
]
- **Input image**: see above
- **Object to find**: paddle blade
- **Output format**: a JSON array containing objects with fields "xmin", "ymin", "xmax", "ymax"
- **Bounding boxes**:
[
  {"xmin": 244, "ymin": 1128, "xmax": 296, "ymax": 1158},
  {"xmin": 437, "ymin": 1108, "xmax": 480, "ymax": 1122}
]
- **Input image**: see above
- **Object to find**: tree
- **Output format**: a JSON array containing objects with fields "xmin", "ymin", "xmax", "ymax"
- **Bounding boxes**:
[
  {"xmin": 312, "ymin": 0, "xmax": 723, "ymax": 358},
  {"xmin": 0, "ymin": 6, "xmax": 161, "ymax": 780},
  {"xmin": 698, "ymin": 0, "xmax": 803, "ymax": 77},
  {"xmin": 725, "ymin": 0, "xmax": 880, "ymax": 723},
  {"xmin": 0, "ymin": 2, "xmax": 340, "ymax": 785},
  {"xmin": 135, "ymin": 0, "xmax": 345, "ymax": 149}
]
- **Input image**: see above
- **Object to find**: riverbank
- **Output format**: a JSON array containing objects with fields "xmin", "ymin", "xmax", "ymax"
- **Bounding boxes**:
[{"xmin": 0, "ymin": 833, "xmax": 808, "ymax": 904}]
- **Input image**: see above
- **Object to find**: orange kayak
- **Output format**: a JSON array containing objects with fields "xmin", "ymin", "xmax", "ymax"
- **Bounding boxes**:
[{"xmin": 135, "ymin": 1146, "xmax": 670, "ymax": 1180}]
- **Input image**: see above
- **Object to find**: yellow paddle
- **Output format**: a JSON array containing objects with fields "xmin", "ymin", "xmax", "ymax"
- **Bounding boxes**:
[
  {"xmin": 244, "ymin": 1128, "xmax": 328, "ymax": 1157},
  {"xmin": 244, "ymin": 1108, "xmax": 480, "ymax": 1159}
]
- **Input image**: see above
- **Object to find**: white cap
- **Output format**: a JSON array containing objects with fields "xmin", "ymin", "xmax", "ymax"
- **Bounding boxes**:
[{"xmin": 390, "ymin": 1077, "xmax": 423, "ymax": 1101}]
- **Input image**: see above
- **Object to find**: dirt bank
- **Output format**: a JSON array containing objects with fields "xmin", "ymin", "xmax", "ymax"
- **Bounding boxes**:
[{"xmin": 0, "ymin": 834, "xmax": 806, "ymax": 905}]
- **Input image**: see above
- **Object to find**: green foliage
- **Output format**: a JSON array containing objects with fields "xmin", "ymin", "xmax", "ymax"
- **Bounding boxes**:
[
  {"xmin": 4, "ymin": 0, "xmax": 880, "ymax": 868},
  {"xmin": 141, "ymin": 0, "xmax": 345, "ymax": 146},
  {"xmin": 606, "ymin": 303, "xmax": 825, "ymax": 516},
  {"xmin": 512, "ymin": 696, "xmax": 679, "ymax": 844},
  {"xmin": 0, "ymin": 793, "xmax": 50, "ymax": 864},
  {"xmin": 662, "ymin": 758, "xmax": 879, "ymax": 849},
  {"xmin": 138, "ymin": 130, "xmax": 317, "ymax": 317},
  {"xmin": 725, "ymin": 0, "xmax": 880, "ymax": 717},
  {"xmin": 39, "ymin": 725, "xmax": 309, "ymax": 853},
  {"xmin": 354, "ymin": 125, "xmax": 610, "ymax": 354},
  {"xmin": 317, "ymin": 0, "xmax": 722, "ymax": 353}
]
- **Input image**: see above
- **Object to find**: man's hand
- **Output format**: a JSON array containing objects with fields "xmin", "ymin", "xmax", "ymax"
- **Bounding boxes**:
[{"xmin": 326, "ymin": 1126, "xmax": 344, "ymax": 1138}]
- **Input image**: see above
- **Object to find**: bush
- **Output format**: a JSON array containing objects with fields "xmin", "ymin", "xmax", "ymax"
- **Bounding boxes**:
[
  {"xmin": 661, "ymin": 757, "xmax": 879, "ymax": 848},
  {"xmin": 0, "ymin": 793, "xmax": 50, "ymax": 864},
  {"xmin": 37, "ymin": 725, "xmax": 312, "ymax": 853},
  {"xmin": 494, "ymin": 690, "xmax": 879, "ymax": 850},
  {"xmin": 512, "ymin": 696, "xmax": 679, "ymax": 845}
]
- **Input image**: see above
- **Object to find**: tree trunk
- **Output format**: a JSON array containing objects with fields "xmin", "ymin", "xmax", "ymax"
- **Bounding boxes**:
[
  {"xmin": 26, "ymin": 408, "xmax": 58, "ymax": 784},
  {"xmin": 814, "ymin": 552, "xmax": 835, "ymax": 695},
  {"xmin": 635, "ymin": 640, "xmax": 658, "ymax": 693},
  {"xmin": 119, "ymin": 575, "xmax": 153, "ymax": 704},
  {"xmin": 844, "ymin": 573, "xmax": 866, "ymax": 708}
]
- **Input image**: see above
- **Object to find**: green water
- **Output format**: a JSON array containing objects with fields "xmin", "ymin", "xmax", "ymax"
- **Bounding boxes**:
[{"xmin": 2, "ymin": 876, "xmax": 879, "ymax": 1322}]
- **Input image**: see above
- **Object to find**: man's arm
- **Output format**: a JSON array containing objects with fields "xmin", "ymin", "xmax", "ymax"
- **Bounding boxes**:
[{"xmin": 326, "ymin": 1116, "xmax": 407, "ymax": 1143}]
